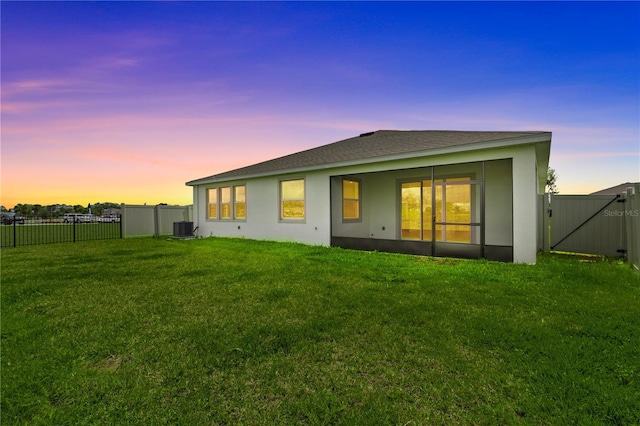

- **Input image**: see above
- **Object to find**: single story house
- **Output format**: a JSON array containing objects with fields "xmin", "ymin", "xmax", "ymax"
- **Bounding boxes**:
[
  {"xmin": 186, "ymin": 130, "xmax": 552, "ymax": 263},
  {"xmin": 590, "ymin": 182, "xmax": 639, "ymax": 196}
]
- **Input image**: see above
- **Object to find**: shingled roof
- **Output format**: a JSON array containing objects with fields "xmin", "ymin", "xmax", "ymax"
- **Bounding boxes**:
[
  {"xmin": 590, "ymin": 182, "xmax": 639, "ymax": 195},
  {"xmin": 187, "ymin": 130, "xmax": 549, "ymax": 185}
]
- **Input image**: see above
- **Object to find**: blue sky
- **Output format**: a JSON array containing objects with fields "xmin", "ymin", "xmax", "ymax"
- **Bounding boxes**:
[{"xmin": 2, "ymin": 1, "xmax": 638, "ymax": 206}]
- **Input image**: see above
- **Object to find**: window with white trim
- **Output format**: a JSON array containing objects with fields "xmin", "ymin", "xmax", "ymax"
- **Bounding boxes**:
[
  {"xmin": 207, "ymin": 185, "xmax": 246, "ymax": 220},
  {"xmin": 207, "ymin": 188, "xmax": 218, "ymax": 219},
  {"xmin": 342, "ymin": 178, "xmax": 361, "ymax": 221},
  {"xmin": 234, "ymin": 185, "xmax": 246, "ymax": 219},
  {"xmin": 220, "ymin": 187, "xmax": 231, "ymax": 219},
  {"xmin": 280, "ymin": 179, "xmax": 305, "ymax": 220}
]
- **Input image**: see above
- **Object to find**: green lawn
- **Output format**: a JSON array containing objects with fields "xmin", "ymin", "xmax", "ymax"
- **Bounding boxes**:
[{"xmin": 2, "ymin": 238, "xmax": 639, "ymax": 424}]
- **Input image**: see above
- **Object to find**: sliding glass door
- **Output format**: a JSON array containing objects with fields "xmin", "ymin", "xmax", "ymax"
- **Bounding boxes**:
[
  {"xmin": 401, "ymin": 181, "xmax": 432, "ymax": 240},
  {"xmin": 434, "ymin": 178, "xmax": 481, "ymax": 244},
  {"xmin": 400, "ymin": 163, "xmax": 484, "ymax": 258}
]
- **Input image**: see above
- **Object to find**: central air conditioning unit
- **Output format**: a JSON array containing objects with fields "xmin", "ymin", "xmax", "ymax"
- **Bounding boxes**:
[{"xmin": 173, "ymin": 221, "xmax": 194, "ymax": 238}]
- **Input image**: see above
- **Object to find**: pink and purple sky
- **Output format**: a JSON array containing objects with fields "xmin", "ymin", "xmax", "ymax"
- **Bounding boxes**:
[{"xmin": 2, "ymin": 1, "xmax": 639, "ymax": 208}]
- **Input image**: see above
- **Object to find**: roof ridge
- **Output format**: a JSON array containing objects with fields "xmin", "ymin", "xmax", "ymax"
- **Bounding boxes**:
[{"xmin": 187, "ymin": 129, "xmax": 551, "ymax": 185}]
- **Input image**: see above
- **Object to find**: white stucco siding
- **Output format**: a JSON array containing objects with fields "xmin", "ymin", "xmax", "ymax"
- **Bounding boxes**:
[
  {"xmin": 485, "ymin": 159, "xmax": 513, "ymax": 247},
  {"xmin": 192, "ymin": 141, "xmax": 547, "ymax": 263},
  {"xmin": 194, "ymin": 172, "xmax": 331, "ymax": 245},
  {"xmin": 331, "ymin": 173, "xmax": 391, "ymax": 239},
  {"xmin": 511, "ymin": 145, "xmax": 538, "ymax": 263},
  {"xmin": 193, "ymin": 186, "xmax": 202, "ymax": 230},
  {"xmin": 330, "ymin": 176, "xmax": 370, "ymax": 238},
  {"xmin": 331, "ymin": 148, "xmax": 519, "ymax": 243},
  {"xmin": 296, "ymin": 171, "xmax": 332, "ymax": 245},
  {"xmin": 366, "ymin": 173, "xmax": 398, "ymax": 239}
]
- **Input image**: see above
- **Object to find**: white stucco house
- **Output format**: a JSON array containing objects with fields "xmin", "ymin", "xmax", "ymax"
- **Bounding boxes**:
[{"xmin": 186, "ymin": 130, "xmax": 551, "ymax": 263}]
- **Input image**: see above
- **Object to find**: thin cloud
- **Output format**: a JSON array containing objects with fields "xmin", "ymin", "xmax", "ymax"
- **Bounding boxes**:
[
  {"xmin": 2, "ymin": 77, "xmax": 113, "ymax": 99},
  {"xmin": 2, "ymin": 79, "xmax": 76, "ymax": 96},
  {"xmin": 88, "ymin": 56, "xmax": 140, "ymax": 70},
  {"xmin": 553, "ymin": 151, "xmax": 640, "ymax": 159}
]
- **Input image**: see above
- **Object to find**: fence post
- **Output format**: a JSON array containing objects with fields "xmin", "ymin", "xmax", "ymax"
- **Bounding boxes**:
[
  {"xmin": 154, "ymin": 205, "xmax": 160, "ymax": 237},
  {"xmin": 73, "ymin": 218, "xmax": 77, "ymax": 243},
  {"xmin": 120, "ymin": 204, "xmax": 126, "ymax": 238},
  {"xmin": 544, "ymin": 193, "xmax": 551, "ymax": 252},
  {"xmin": 627, "ymin": 185, "xmax": 640, "ymax": 273},
  {"xmin": 13, "ymin": 218, "xmax": 16, "ymax": 247}
]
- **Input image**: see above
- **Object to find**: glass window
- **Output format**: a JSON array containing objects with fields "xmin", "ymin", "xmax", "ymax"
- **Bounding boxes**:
[
  {"xmin": 207, "ymin": 188, "xmax": 218, "ymax": 219},
  {"xmin": 402, "ymin": 177, "xmax": 475, "ymax": 243},
  {"xmin": 281, "ymin": 179, "xmax": 305, "ymax": 220},
  {"xmin": 421, "ymin": 180, "xmax": 432, "ymax": 240},
  {"xmin": 234, "ymin": 186, "xmax": 246, "ymax": 219},
  {"xmin": 401, "ymin": 182, "xmax": 421, "ymax": 239},
  {"xmin": 220, "ymin": 187, "xmax": 231, "ymax": 219},
  {"xmin": 342, "ymin": 179, "xmax": 360, "ymax": 220},
  {"xmin": 207, "ymin": 185, "xmax": 247, "ymax": 220},
  {"xmin": 435, "ymin": 179, "xmax": 472, "ymax": 243}
]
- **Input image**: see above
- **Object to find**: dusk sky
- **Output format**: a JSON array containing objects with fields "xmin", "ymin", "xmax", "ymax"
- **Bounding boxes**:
[{"xmin": 2, "ymin": 1, "xmax": 638, "ymax": 208}]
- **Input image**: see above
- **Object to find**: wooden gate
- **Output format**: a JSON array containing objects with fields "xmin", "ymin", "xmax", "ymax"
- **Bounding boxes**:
[{"xmin": 540, "ymin": 194, "xmax": 627, "ymax": 257}]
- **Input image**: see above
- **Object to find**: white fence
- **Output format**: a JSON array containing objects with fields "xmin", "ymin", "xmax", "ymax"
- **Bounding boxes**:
[
  {"xmin": 625, "ymin": 185, "xmax": 640, "ymax": 274},
  {"xmin": 121, "ymin": 204, "xmax": 193, "ymax": 237},
  {"xmin": 538, "ymin": 184, "xmax": 639, "ymax": 274}
]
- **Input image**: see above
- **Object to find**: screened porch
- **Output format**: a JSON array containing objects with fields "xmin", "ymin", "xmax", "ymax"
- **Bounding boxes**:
[{"xmin": 330, "ymin": 159, "xmax": 514, "ymax": 261}]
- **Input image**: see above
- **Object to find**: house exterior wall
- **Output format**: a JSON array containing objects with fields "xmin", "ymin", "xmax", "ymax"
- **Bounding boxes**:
[
  {"xmin": 331, "ymin": 158, "xmax": 513, "ymax": 258},
  {"xmin": 485, "ymin": 159, "xmax": 513, "ymax": 247},
  {"xmin": 194, "ymin": 171, "xmax": 331, "ymax": 246},
  {"xmin": 192, "ymin": 143, "xmax": 542, "ymax": 263},
  {"xmin": 332, "ymin": 168, "xmax": 433, "ymax": 241},
  {"xmin": 512, "ymin": 145, "xmax": 539, "ymax": 263}
]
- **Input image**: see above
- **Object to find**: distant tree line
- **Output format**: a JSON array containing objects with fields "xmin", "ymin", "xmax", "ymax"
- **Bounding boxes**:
[{"xmin": 0, "ymin": 202, "xmax": 122, "ymax": 218}]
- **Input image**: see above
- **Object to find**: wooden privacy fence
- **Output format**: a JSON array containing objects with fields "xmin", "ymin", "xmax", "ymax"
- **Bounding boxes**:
[
  {"xmin": 121, "ymin": 204, "xmax": 193, "ymax": 237},
  {"xmin": 538, "ymin": 184, "xmax": 640, "ymax": 273}
]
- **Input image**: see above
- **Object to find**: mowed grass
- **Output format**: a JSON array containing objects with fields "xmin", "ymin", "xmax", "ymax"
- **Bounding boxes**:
[{"xmin": 2, "ymin": 238, "xmax": 639, "ymax": 425}]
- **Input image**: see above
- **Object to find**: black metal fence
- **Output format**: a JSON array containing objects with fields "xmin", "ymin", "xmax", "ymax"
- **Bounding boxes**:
[{"xmin": 1, "ymin": 216, "xmax": 123, "ymax": 248}]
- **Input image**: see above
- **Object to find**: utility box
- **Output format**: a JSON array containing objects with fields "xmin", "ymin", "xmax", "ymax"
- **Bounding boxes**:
[{"xmin": 173, "ymin": 221, "xmax": 194, "ymax": 238}]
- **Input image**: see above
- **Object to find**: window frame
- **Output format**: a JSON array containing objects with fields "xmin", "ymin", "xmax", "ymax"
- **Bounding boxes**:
[
  {"xmin": 279, "ymin": 178, "xmax": 306, "ymax": 222},
  {"xmin": 400, "ymin": 173, "xmax": 480, "ymax": 244},
  {"xmin": 234, "ymin": 185, "xmax": 246, "ymax": 220},
  {"xmin": 434, "ymin": 177, "xmax": 478, "ymax": 243},
  {"xmin": 219, "ymin": 186, "xmax": 232, "ymax": 220},
  {"xmin": 207, "ymin": 188, "xmax": 218, "ymax": 220},
  {"xmin": 400, "ymin": 180, "xmax": 424, "ymax": 240},
  {"xmin": 342, "ymin": 178, "xmax": 362, "ymax": 222},
  {"xmin": 206, "ymin": 184, "xmax": 247, "ymax": 222}
]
